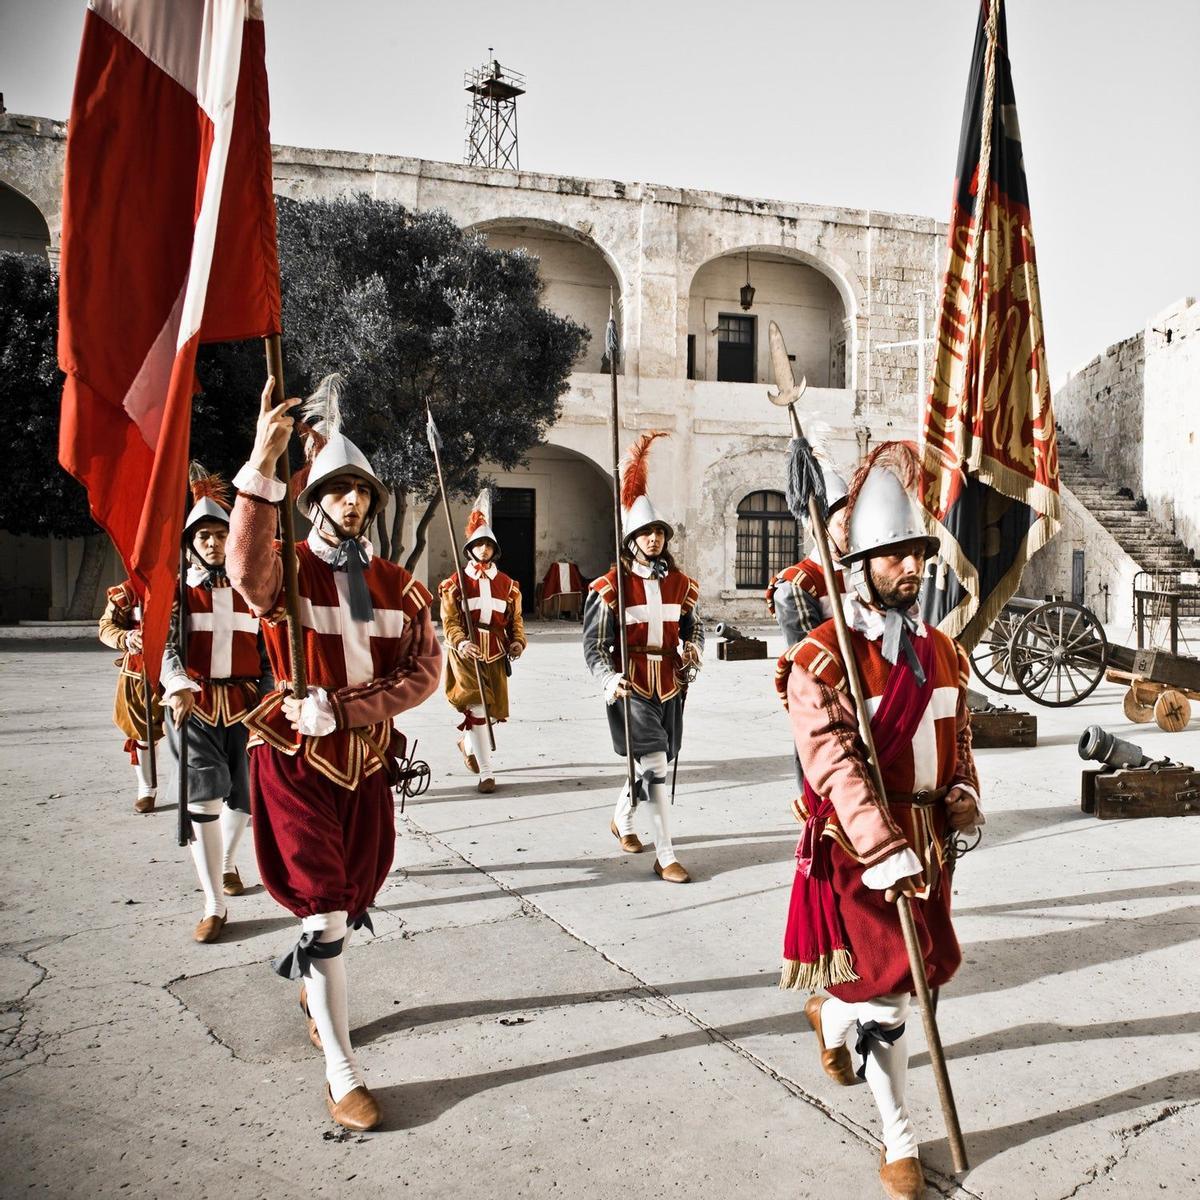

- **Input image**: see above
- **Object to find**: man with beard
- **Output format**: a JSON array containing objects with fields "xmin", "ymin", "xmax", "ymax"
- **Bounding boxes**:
[{"xmin": 775, "ymin": 445, "xmax": 983, "ymax": 1200}]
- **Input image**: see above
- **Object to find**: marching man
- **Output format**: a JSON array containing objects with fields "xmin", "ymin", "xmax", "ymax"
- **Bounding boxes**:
[
  {"xmin": 98, "ymin": 579, "xmax": 164, "ymax": 812},
  {"xmin": 228, "ymin": 375, "xmax": 442, "ymax": 1132},
  {"xmin": 440, "ymin": 490, "xmax": 526, "ymax": 793},
  {"xmin": 766, "ymin": 457, "xmax": 850, "ymax": 648},
  {"xmin": 776, "ymin": 445, "xmax": 983, "ymax": 1200},
  {"xmin": 160, "ymin": 465, "xmax": 269, "ymax": 944},
  {"xmin": 584, "ymin": 431, "xmax": 703, "ymax": 883}
]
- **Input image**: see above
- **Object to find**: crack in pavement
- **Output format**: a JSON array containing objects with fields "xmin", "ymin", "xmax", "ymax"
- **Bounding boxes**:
[{"xmin": 1055, "ymin": 1101, "xmax": 1198, "ymax": 1199}]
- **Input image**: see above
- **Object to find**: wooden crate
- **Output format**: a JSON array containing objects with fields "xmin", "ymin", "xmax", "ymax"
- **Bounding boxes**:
[
  {"xmin": 1081, "ymin": 765, "xmax": 1200, "ymax": 819},
  {"xmin": 969, "ymin": 708, "xmax": 1037, "ymax": 748},
  {"xmin": 717, "ymin": 638, "xmax": 768, "ymax": 661}
]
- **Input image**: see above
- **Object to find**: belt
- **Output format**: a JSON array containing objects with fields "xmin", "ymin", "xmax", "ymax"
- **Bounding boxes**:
[{"xmin": 887, "ymin": 785, "xmax": 950, "ymax": 807}]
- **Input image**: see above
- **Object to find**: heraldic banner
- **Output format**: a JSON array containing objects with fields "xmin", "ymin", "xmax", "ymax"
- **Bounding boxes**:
[
  {"xmin": 920, "ymin": 0, "xmax": 1060, "ymax": 651},
  {"xmin": 58, "ymin": 0, "xmax": 280, "ymax": 683}
]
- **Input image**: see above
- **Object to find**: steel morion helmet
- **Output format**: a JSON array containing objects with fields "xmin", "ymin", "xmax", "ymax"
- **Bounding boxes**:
[
  {"xmin": 463, "ymin": 489, "xmax": 499, "ymax": 558},
  {"xmin": 182, "ymin": 462, "xmax": 231, "ymax": 543},
  {"xmin": 620, "ymin": 430, "xmax": 674, "ymax": 548}
]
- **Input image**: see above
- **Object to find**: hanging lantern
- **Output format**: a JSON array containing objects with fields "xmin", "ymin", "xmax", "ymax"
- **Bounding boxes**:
[{"xmin": 739, "ymin": 250, "xmax": 755, "ymax": 311}]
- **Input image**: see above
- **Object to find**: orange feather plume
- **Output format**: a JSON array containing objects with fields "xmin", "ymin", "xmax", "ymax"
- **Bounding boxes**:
[
  {"xmin": 620, "ymin": 430, "xmax": 669, "ymax": 510},
  {"xmin": 188, "ymin": 461, "xmax": 231, "ymax": 511},
  {"xmin": 465, "ymin": 509, "xmax": 487, "ymax": 536}
]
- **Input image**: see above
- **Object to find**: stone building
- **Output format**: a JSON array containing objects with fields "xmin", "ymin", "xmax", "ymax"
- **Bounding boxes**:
[{"xmin": 1, "ymin": 110, "xmax": 946, "ymax": 622}]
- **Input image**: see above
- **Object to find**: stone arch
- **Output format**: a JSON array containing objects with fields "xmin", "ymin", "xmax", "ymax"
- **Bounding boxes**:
[
  {"xmin": 0, "ymin": 179, "xmax": 52, "ymax": 257},
  {"xmin": 423, "ymin": 438, "xmax": 615, "ymax": 610},
  {"xmin": 684, "ymin": 244, "xmax": 856, "ymax": 388},
  {"xmin": 466, "ymin": 217, "xmax": 625, "ymax": 374}
]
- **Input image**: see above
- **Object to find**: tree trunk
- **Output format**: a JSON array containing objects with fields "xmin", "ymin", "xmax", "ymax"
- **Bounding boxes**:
[
  {"xmin": 388, "ymin": 491, "xmax": 409, "ymax": 564},
  {"xmin": 403, "ymin": 494, "xmax": 442, "ymax": 573},
  {"xmin": 65, "ymin": 533, "xmax": 108, "ymax": 620},
  {"xmin": 376, "ymin": 518, "xmax": 390, "ymax": 561}
]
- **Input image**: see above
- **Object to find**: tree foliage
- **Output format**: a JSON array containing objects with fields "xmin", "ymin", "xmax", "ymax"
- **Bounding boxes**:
[
  {"xmin": 0, "ymin": 251, "xmax": 96, "ymax": 538},
  {"xmin": 275, "ymin": 196, "xmax": 588, "ymax": 563}
]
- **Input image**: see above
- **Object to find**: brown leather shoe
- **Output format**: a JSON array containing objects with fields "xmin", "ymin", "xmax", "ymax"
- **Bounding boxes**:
[
  {"xmin": 222, "ymin": 869, "xmax": 244, "ymax": 896},
  {"xmin": 326, "ymin": 1084, "xmax": 381, "ymax": 1131},
  {"xmin": 653, "ymin": 859, "xmax": 691, "ymax": 883},
  {"xmin": 133, "ymin": 795, "xmax": 156, "ymax": 814},
  {"xmin": 299, "ymin": 984, "xmax": 323, "ymax": 1051},
  {"xmin": 804, "ymin": 994, "xmax": 856, "ymax": 1086},
  {"xmin": 879, "ymin": 1151, "xmax": 924, "ymax": 1200},
  {"xmin": 193, "ymin": 912, "xmax": 227, "ymax": 944},
  {"xmin": 457, "ymin": 738, "xmax": 479, "ymax": 774},
  {"xmin": 610, "ymin": 820, "xmax": 643, "ymax": 854},
  {"xmin": 478, "ymin": 777, "xmax": 496, "ymax": 794}
]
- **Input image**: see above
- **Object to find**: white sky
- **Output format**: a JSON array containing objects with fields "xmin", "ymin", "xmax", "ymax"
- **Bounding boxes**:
[{"xmin": 2, "ymin": 0, "xmax": 1197, "ymax": 380}]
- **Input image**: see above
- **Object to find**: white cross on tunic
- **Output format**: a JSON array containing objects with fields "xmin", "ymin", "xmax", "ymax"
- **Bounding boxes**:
[
  {"xmin": 187, "ymin": 587, "xmax": 260, "ymax": 678},
  {"xmin": 557, "ymin": 562, "xmax": 573, "ymax": 594},
  {"xmin": 467, "ymin": 573, "xmax": 507, "ymax": 627},
  {"xmin": 623, "ymin": 578, "xmax": 682, "ymax": 649},
  {"xmin": 865, "ymin": 685, "xmax": 959, "ymax": 791},
  {"xmin": 299, "ymin": 574, "xmax": 407, "ymax": 685}
]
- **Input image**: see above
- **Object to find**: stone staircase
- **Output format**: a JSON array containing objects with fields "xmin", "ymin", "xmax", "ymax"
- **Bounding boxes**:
[{"xmin": 1057, "ymin": 431, "xmax": 1197, "ymax": 575}]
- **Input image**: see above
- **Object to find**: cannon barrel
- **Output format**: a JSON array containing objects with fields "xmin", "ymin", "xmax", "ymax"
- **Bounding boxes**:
[
  {"xmin": 714, "ymin": 621, "xmax": 748, "ymax": 640},
  {"xmin": 1078, "ymin": 725, "xmax": 1150, "ymax": 769}
]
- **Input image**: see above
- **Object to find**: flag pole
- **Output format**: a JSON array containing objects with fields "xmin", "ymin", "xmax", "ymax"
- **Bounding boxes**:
[
  {"xmin": 768, "ymin": 322, "xmax": 969, "ymax": 1173},
  {"xmin": 262, "ymin": 335, "xmax": 308, "ymax": 699},
  {"xmin": 425, "ymin": 404, "xmax": 496, "ymax": 752},
  {"xmin": 175, "ymin": 529, "xmax": 192, "ymax": 849},
  {"xmin": 606, "ymin": 295, "xmax": 639, "ymax": 810}
]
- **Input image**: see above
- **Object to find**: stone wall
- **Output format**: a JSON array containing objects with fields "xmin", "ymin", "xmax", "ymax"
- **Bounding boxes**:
[
  {"xmin": 1053, "ymin": 332, "xmax": 1145, "ymax": 496},
  {"xmin": 1142, "ymin": 297, "xmax": 1200, "ymax": 555}
]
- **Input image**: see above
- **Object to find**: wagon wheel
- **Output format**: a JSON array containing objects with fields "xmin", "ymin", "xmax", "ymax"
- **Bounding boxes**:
[
  {"xmin": 1010, "ymin": 600, "xmax": 1108, "ymax": 707},
  {"xmin": 969, "ymin": 609, "xmax": 1024, "ymax": 694},
  {"xmin": 1122, "ymin": 686, "xmax": 1155, "ymax": 724},
  {"xmin": 1154, "ymin": 689, "xmax": 1192, "ymax": 732}
]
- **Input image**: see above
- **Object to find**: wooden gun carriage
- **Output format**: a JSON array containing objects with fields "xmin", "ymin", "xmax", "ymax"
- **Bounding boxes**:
[{"xmin": 968, "ymin": 579, "xmax": 1200, "ymax": 731}]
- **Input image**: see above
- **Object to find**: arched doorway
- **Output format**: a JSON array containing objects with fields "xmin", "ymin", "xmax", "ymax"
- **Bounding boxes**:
[
  {"xmin": 470, "ymin": 219, "xmax": 623, "ymax": 374},
  {"xmin": 423, "ymin": 442, "xmax": 614, "ymax": 612},
  {"xmin": 0, "ymin": 181, "xmax": 51, "ymax": 256},
  {"xmin": 686, "ymin": 248, "xmax": 849, "ymax": 387}
]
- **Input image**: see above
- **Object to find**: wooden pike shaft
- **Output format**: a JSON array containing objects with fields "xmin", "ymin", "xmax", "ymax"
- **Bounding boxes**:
[
  {"xmin": 607, "ymin": 317, "xmax": 638, "ymax": 809},
  {"xmin": 427, "ymin": 414, "xmax": 495, "ymax": 752},
  {"xmin": 175, "ymin": 533, "xmax": 191, "ymax": 848},
  {"xmin": 263, "ymin": 335, "xmax": 308, "ymax": 699},
  {"xmin": 786, "ymin": 400, "xmax": 969, "ymax": 1173}
]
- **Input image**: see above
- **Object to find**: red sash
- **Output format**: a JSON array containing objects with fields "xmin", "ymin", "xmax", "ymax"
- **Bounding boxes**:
[{"xmin": 783, "ymin": 630, "xmax": 936, "ymax": 990}]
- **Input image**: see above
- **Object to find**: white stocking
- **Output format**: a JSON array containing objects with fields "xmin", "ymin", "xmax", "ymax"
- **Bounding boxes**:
[
  {"xmin": 300, "ymin": 911, "xmax": 364, "ymax": 1103},
  {"xmin": 637, "ymin": 751, "xmax": 675, "ymax": 867},
  {"xmin": 187, "ymin": 799, "xmax": 226, "ymax": 920},
  {"xmin": 820, "ymin": 993, "xmax": 916, "ymax": 1163},
  {"xmin": 613, "ymin": 779, "xmax": 635, "ymax": 836},
  {"xmin": 466, "ymin": 705, "xmax": 494, "ymax": 780},
  {"xmin": 133, "ymin": 743, "xmax": 156, "ymax": 798},
  {"xmin": 219, "ymin": 805, "xmax": 249, "ymax": 875}
]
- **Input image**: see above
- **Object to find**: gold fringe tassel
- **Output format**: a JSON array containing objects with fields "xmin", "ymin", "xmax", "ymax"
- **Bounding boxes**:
[{"xmin": 778, "ymin": 950, "xmax": 859, "ymax": 993}]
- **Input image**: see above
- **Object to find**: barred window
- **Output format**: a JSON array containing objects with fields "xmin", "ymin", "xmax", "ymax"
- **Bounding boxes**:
[{"xmin": 735, "ymin": 490, "xmax": 800, "ymax": 589}]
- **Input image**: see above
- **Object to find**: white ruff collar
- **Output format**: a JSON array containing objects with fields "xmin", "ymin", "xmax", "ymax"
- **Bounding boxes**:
[
  {"xmin": 845, "ymin": 593, "xmax": 927, "ymax": 642},
  {"xmin": 466, "ymin": 561, "xmax": 497, "ymax": 581},
  {"xmin": 631, "ymin": 561, "xmax": 655, "ymax": 579},
  {"xmin": 307, "ymin": 527, "xmax": 374, "ymax": 565}
]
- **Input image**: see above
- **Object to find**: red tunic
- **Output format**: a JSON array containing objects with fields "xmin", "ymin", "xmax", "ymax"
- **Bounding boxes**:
[
  {"xmin": 439, "ymin": 568, "xmax": 520, "ymax": 663},
  {"xmin": 541, "ymin": 560, "xmax": 584, "ymax": 600},
  {"xmin": 589, "ymin": 568, "xmax": 699, "ymax": 702},
  {"xmin": 179, "ymin": 579, "xmax": 262, "ymax": 724},
  {"xmin": 778, "ymin": 615, "xmax": 977, "ymax": 1000},
  {"xmin": 245, "ymin": 540, "xmax": 438, "ymax": 789}
]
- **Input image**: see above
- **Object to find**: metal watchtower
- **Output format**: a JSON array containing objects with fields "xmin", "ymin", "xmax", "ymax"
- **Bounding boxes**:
[{"xmin": 464, "ymin": 52, "xmax": 525, "ymax": 170}]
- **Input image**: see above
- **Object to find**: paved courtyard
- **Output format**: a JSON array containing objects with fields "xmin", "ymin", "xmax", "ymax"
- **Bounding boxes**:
[{"xmin": 1, "ymin": 625, "xmax": 1197, "ymax": 1199}]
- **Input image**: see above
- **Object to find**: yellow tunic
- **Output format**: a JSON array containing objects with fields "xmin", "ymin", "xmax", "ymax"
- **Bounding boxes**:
[{"xmin": 439, "ymin": 574, "xmax": 526, "ymax": 720}]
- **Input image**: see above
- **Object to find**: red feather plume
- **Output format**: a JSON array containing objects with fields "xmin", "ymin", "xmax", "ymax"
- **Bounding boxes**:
[
  {"xmin": 188, "ymin": 461, "xmax": 231, "ymax": 511},
  {"xmin": 465, "ymin": 509, "xmax": 487, "ymax": 536},
  {"xmin": 621, "ymin": 430, "xmax": 669, "ymax": 510}
]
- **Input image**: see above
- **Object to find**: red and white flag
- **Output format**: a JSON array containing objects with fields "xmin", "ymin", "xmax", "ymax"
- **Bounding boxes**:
[{"xmin": 58, "ymin": 0, "xmax": 280, "ymax": 682}]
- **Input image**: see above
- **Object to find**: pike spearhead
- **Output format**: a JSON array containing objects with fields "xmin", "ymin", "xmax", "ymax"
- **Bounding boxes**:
[{"xmin": 766, "ymin": 320, "xmax": 807, "ymax": 408}]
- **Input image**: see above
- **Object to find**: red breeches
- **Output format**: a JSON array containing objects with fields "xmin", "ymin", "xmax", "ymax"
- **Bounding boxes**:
[{"xmin": 249, "ymin": 745, "xmax": 395, "ymax": 920}]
